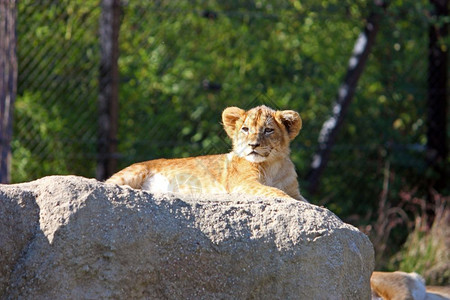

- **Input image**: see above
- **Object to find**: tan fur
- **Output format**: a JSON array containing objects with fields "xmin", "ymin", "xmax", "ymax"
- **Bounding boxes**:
[
  {"xmin": 371, "ymin": 271, "xmax": 426, "ymax": 300},
  {"xmin": 106, "ymin": 105, "xmax": 306, "ymax": 201},
  {"xmin": 425, "ymin": 286, "xmax": 450, "ymax": 299},
  {"xmin": 371, "ymin": 271, "xmax": 450, "ymax": 300}
]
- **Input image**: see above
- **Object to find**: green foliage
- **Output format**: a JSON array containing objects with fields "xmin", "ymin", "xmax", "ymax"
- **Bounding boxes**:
[
  {"xmin": 396, "ymin": 230, "xmax": 438, "ymax": 276},
  {"xmin": 14, "ymin": 0, "xmax": 100, "ymax": 181},
  {"xmin": 13, "ymin": 91, "xmax": 68, "ymax": 180}
]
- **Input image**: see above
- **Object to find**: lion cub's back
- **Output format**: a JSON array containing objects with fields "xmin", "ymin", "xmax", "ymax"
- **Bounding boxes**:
[
  {"xmin": 107, "ymin": 154, "xmax": 228, "ymax": 194},
  {"xmin": 143, "ymin": 154, "xmax": 228, "ymax": 194}
]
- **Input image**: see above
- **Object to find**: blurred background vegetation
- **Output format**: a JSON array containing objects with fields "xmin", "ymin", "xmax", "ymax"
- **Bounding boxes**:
[{"xmin": 7, "ymin": 0, "xmax": 449, "ymax": 280}]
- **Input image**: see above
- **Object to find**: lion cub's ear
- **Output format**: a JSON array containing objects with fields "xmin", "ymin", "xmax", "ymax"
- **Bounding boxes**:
[
  {"xmin": 276, "ymin": 110, "xmax": 302, "ymax": 140},
  {"xmin": 222, "ymin": 107, "xmax": 245, "ymax": 138}
]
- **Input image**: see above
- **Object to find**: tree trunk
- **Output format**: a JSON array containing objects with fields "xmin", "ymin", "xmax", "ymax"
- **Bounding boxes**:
[
  {"xmin": 307, "ymin": 1, "xmax": 387, "ymax": 194},
  {"xmin": 0, "ymin": 0, "xmax": 17, "ymax": 184},
  {"xmin": 97, "ymin": 0, "xmax": 121, "ymax": 181},
  {"xmin": 427, "ymin": 0, "xmax": 448, "ymax": 191}
]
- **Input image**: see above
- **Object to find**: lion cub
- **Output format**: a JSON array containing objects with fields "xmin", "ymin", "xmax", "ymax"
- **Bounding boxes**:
[
  {"xmin": 106, "ymin": 105, "xmax": 306, "ymax": 201},
  {"xmin": 370, "ymin": 271, "xmax": 450, "ymax": 300}
]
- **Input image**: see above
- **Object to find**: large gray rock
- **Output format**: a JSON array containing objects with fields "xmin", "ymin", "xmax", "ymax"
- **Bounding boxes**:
[{"xmin": 0, "ymin": 175, "xmax": 374, "ymax": 299}]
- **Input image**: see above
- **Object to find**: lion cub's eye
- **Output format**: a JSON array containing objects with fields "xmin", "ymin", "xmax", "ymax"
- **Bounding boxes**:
[
  {"xmin": 241, "ymin": 126, "xmax": 249, "ymax": 133},
  {"xmin": 264, "ymin": 128, "xmax": 274, "ymax": 135}
]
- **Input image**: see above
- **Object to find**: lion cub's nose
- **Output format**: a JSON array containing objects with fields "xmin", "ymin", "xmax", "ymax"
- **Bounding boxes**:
[{"xmin": 249, "ymin": 142, "xmax": 260, "ymax": 149}]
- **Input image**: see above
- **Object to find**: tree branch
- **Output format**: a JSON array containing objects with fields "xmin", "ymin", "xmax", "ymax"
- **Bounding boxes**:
[{"xmin": 307, "ymin": 1, "xmax": 387, "ymax": 194}]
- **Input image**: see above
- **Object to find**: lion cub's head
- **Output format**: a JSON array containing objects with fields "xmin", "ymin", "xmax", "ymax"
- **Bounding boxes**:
[{"xmin": 222, "ymin": 105, "xmax": 302, "ymax": 163}]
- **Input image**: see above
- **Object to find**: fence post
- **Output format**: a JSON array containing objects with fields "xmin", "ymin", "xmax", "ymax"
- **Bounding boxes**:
[
  {"xmin": 0, "ymin": 0, "xmax": 17, "ymax": 184},
  {"xmin": 427, "ymin": 0, "xmax": 448, "ymax": 191},
  {"xmin": 97, "ymin": 0, "xmax": 120, "ymax": 181}
]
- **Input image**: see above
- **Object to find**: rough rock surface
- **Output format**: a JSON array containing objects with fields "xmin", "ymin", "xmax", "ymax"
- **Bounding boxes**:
[{"xmin": 0, "ymin": 176, "xmax": 374, "ymax": 299}]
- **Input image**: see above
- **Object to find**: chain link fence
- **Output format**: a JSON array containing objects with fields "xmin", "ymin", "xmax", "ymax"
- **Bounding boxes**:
[{"xmin": 15, "ymin": 1, "xmax": 100, "ymax": 179}]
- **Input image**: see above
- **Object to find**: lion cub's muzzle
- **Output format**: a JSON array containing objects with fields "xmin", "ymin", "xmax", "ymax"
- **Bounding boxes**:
[{"xmin": 244, "ymin": 143, "xmax": 271, "ymax": 162}]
